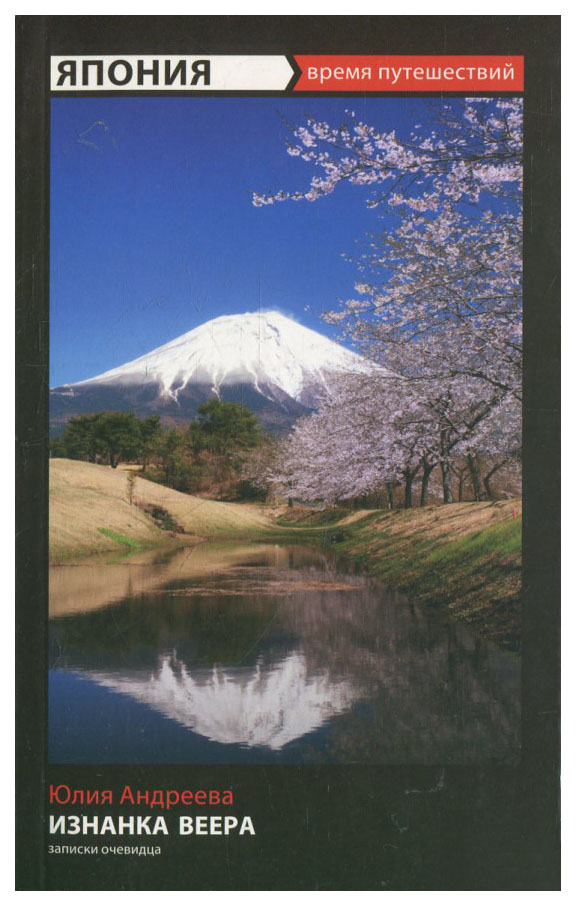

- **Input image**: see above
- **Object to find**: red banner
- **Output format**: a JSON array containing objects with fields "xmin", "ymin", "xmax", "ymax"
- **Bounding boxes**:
[{"xmin": 293, "ymin": 55, "xmax": 524, "ymax": 92}]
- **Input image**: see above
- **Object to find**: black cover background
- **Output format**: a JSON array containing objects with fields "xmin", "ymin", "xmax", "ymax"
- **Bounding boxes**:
[{"xmin": 15, "ymin": 15, "xmax": 560, "ymax": 890}]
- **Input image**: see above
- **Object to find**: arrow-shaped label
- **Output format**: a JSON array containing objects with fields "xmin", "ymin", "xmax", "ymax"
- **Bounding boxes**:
[{"xmin": 51, "ymin": 55, "xmax": 296, "ymax": 91}]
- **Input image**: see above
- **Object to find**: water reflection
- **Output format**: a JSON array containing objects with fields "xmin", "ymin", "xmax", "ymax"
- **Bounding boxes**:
[
  {"xmin": 83, "ymin": 652, "xmax": 359, "ymax": 750},
  {"xmin": 49, "ymin": 545, "xmax": 520, "ymax": 763}
]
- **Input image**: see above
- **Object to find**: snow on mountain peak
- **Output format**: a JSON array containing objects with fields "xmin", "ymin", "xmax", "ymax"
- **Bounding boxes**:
[{"xmin": 66, "ymin": 310, "xmax": 374, "ymax": 404}]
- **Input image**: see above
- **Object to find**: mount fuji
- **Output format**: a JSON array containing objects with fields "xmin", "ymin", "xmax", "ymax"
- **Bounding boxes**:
[{"xmin": 50, "ymin": 310, "xmax": 375, "ymax": 431}]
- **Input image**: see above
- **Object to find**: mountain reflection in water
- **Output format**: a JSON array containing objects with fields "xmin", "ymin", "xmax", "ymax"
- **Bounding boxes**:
[
  {"xmin": 82, "ymin": 652, "xmax": 358, "ymax": 750},
  {"xmin": 49, "ymin": 544, "xmax": 520, "ymax": 764}
]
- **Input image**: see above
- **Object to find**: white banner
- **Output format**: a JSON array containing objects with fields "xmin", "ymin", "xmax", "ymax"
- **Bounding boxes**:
[{"xmin": 50, "ymin": 55, "xmax": 296, "ymax": 92}]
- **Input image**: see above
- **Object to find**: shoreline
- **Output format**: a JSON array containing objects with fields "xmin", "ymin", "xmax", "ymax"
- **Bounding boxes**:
[
  {"xmin": 278, "ymin": 500, "xmax": 521, "ymax": 651},
  {"xmin": 51, "ymin": 496, "xmax": 521, "ymax": 651},
  {"xmin": 49, "ymin": 456, "xmax": 521, "ymax": 651}
]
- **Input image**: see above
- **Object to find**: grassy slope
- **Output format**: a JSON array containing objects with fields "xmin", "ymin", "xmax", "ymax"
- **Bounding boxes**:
[
  {"xmin": 50, "ymin": 459, "xmax": 272, "ymax": 561},
  {"xmin": 50, "ymin": 460, "xmax": 521, "ymax": 648},
  {"xmin": 279, "ymin": 500, "xmax": 522, "ymax": 649}
]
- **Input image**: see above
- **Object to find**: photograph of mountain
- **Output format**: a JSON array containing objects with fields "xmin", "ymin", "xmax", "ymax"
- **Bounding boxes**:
[
  {"xmin": 51, "ymin": 310, "xmax": 374, "ymax": 430},
  {"xmin": 49, "ymin": 94, "xmax": 522, "ymax": 765}
]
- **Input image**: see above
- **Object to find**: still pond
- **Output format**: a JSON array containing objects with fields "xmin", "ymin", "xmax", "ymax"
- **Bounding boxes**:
[{"xmin": 49, "ymin": 543, "xmax": 520, "ymax": 763}]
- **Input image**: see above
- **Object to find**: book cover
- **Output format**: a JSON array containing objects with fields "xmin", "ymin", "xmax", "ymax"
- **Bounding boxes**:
[{"xmin": 16, "ymin": 15, "xmax": 560, "ymax": 890}]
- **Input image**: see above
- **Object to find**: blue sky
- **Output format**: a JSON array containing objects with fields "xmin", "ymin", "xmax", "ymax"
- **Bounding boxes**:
[{"xmin": 50, "ymin": 96, "xmax": 436, "ymax": 386}]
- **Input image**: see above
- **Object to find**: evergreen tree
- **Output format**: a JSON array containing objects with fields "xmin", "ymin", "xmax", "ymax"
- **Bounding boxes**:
[{"xmin": 191, "ymin": 399, "xmax": 261, "ymax": 456}]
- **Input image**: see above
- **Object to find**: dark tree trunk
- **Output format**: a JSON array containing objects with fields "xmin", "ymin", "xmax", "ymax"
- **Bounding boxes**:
[
  {"xmin": 439, "ymin": 428, "xmax": 453, "ymax": 503},
  {"xmin": 386, "ymin": 481, "xmax": 395, "ymax": 510},
  {"xmin": 404, "ymin": 472, "xmax": 413, "ymax": 510},
  {"xmin": 483, "ymin": 474, "xmax": 494, "ymax": 500},
  {"xmin": 420, "ymin": 462, "xmax": 435, "ymax": 507},
  {"xmin": 467, "ymin": 454, "xmax": 482, "ymax": 501},
  {"xmin": 403, "ymin": 470, "xmax": 415, "ymax": 508},
  {"xmin": 457, "ymin": 471, "xmax": 465, "ymax": 502},
  {"xmin": 440, "ymin": 461, "xmax": 453, "ymax": 503},
  {"xmin": 483, "ymin": 460, "xmax": 507, "ymax": 500}
]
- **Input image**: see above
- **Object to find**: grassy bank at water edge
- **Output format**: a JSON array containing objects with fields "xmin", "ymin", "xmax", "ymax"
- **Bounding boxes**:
[
  {"xmin": 49, "ymin": 459, "xmax": 273, "ymax": 562},
  {"xmin": 278, "ymin": 500, "xmax": 521, "ymax": 650},
  {"xmin": 50, "ymin": 460, "xmax": 520, "ymax": 649}
]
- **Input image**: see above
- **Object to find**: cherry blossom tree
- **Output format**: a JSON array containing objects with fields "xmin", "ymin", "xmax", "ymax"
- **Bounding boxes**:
[
  {"xmin": 255, "ymin": 99, "xmax": 522, "ymax": 505},
  {"xmin": 275, "ymin": 384, "xmax": 401, "ymax": 506},
  {"xmin": 253, "ymin": 99, "xmax": 522, "ymax": 211},
  {"xmin": 271, "ymin": 368, "xmax": 520, "ymax": 508}
]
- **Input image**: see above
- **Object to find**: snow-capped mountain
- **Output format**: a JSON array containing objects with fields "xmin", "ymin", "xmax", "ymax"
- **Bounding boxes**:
[{"xmin": 51, "ymin": 310, "xmax": 376, "ymax": 430}]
